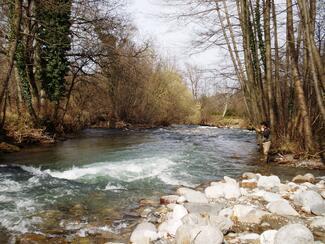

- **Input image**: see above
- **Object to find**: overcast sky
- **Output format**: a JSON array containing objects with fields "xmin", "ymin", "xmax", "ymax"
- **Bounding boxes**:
[{"xmin": 127, "ymin": 0, "xmax": 222, "ymax": 70}]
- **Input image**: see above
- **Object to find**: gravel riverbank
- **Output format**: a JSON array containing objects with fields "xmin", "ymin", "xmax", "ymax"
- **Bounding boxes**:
[{"xmin": 130, "ymin": 172, "xmax": 325, "ymax": 244}]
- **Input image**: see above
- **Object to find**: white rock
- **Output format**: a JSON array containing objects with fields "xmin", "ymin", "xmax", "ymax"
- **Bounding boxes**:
[
  {"xmin": 177, "ymin": 187, "xmax": 197, "ymax": 195},
  {"xmin": 177, "ymin": 196, "xmax": 186, "ymax": 204},
  {"xmin": 320, "ymin": 190, "xmax": 325, "ymax": 199},
  {"xmin": 184, "ymin": 190, "xmax": 208, "ymax": 203},
  {"xmin": 193, "ymin": 225, "xmax": 224, "ymax": 244},
  {"xmin": 175, "ymin": 224, "xmax": 200, "ymax": 244},
  {"xmin": 239, "ymin": 233, "xmax": 260, "ymax": 241},
  {"xmin": 294, "ymin": 190, "xmax": 325, "ymax": 215},
  {"xmin": 158, "ymin": 218, "xmax": 183, "ymax": 237},
  {"xmin": 267, "ymin": 200, "xmax": 299, "ymax": 216},
  {"xmin": 232, "ymin": 205, "xmax": 269, "ymax": 224},
  {"xmin": 310, "ymin": 216, "xmax": 325, "ymax": 230},
  {"xmin": 181, "ymin": 213, "xmax": 208, "ymax": 226},
  {"xmin": 208, "ymin": 215, "xmax": 233, "ymax": 234},
  {"xmin": 205, "ymin": 184, "xmax": 224, "ymax": 199},
  {"xmin": 260, "ymin": 229, "xmax": 277, "ymax": 244},
  {"xmin": 218, "ymin": 208, "xmax": 233, "ymax": 218},
  {"xmin": 257, "ymin": 175, "xmax": 281, "ymax": 190},
  {"xmin": 262, "ymin": 192, "xmax": 283, "ymax": 203},
  {"xmin": 242, "ymin": 172, "xmax": 258, "ymax": 179},
  {"xmin": 173, "ymin": 204, "xmax": 188, "ymax": 220},
  {"xmin": 206, "ymin": 179, "xmax": 241, "ymax": 199},
  {"xmin": 274, "ymin": 224, "xmax": 314, "ymax": 244},
  {"xmin": 130, "ymin": 222, "xmax": 158, "ymax": 243}
]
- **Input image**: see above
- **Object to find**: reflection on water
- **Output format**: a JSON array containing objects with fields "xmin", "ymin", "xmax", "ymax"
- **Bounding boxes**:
[{"xmin": 0, "ymin": 126, "xmax": 322, "ymax": 239}]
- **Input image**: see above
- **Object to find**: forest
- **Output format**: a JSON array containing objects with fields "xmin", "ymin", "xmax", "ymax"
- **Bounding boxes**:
[{"xmin": 0, "ymin": 0, "xmax": 324, "ymax": 157}]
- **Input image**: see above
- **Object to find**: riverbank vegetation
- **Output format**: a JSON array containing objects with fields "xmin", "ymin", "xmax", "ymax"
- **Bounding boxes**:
[
  {"xmin": 168, "ymin": 0, "xmax": 324, "ymax": 158},
  {"xmin": 0, "ymin": 0, "xmax": 324, "ymax": 159},
  {"xmin": 0, "ymin": 0, "xmax": 201, "ymax": 145}
]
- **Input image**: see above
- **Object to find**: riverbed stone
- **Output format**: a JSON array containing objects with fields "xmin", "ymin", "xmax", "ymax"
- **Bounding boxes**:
[
  {"xmin": 184, "ymin": 190, "xmax": 208, "ymax": 203},
  {"xmin": 242, "ymin": 172, "xmax": 258, "ymax": 180},
  {"xmin": 241, "ymin": 179, "xmax": 257, "ymax": 189},
  {"xmin": 206, "ymin": 177, "xmax": 241, "ymax": 199},
  {"xmin": 267, "ymin": 200, "xmax": 299, "ymax": 216},
  {"xmin": 218, "ymin": 207, "xmax": 233, "ymax": 218},
  {"xmin": 238, "ymin": 233, "xmax": 260, "ymax": 243},
  {"xmin": 208, "ymin": 215, "xmax": 234, "ymax": 234},
  {"xmin": 274, "ymin": 224, "xmax": 314, "ymax": 244},
  {"xmin": 172, "ymin": 205, "xmax": 188, "ymax": 220},
  {"xmin": 181, "ymin": 213, "xmax": 208, "ymax": 226},
  {"xmin": 160, "ymin": 195, "xmax": 179, "ymax": 205},
  {"xmin": 260, "ymin": 229, "xmax": 277, "ymax": 244},
  {"xmin": 257, "ymin": 175, "xmax": 281, "ymax": 190},
  {"xmin": 294, "ymin": 190, "xmax": 325, "ymax": 215},
  {"xmin": 292, "ymin": 173, "xmax": 316, "ymax": 184},
  {"xmin": 184, "ymin": 202, "xmax": 225, "ymax": 216},
  {"xmin": 309, "ymin": 216, "xmax": 325, "ymax": 240},
  {"xmin": 130, "ymin": 222, "xmax": 158, "ymax": 243},
  {"xmin": 194, "ymin": 225, "xmax": 224, "ymax": 244},
  {"xmin": 176, "ymin": 187, "xmax": 197, "ymax": 196},
  {"xmin": 232, "ymin": 204, "xmax": 269, "ymax": 224},
  {"xmin": 158, "ymin": 218, "xmax": 183, "ymax": 237}
]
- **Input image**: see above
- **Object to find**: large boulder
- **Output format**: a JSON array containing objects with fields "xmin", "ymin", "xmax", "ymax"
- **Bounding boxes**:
[
  {"xmin": 260, "ymin": 230, "xmax": 277, "ymax": 244},
  {"xmin": 130, "ymin": 222, "xmax": 158, "ymax": 243},
  {"xmin": 294, "ymin": 190, "xmax": 325, "ymax": 215},
  {"xmin": 232, "ymin": 205, "xmax": 269, "ymax": 224},
  {"xmin": 274, "ymin": 224, "xmax": 314, "ymax": 244},
  {"xmin": 257, "ymin": 175, "xmax": 281, "ymax": 190},
  {"xmin": 267, "ymin": 200, "xmax": 299, "ymax": 216},
  {"xmin": 158, "ymin": 218, "xmax": 183, "ymax": 237}
]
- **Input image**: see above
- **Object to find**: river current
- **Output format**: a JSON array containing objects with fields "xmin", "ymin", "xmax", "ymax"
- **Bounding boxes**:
[{"xmin": 0, "ymin": 126, "xmax": 321, "ymax": 241}]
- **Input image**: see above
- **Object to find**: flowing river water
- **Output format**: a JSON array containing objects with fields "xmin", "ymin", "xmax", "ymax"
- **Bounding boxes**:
[{"xmin": 0, "ymin": 126, "xmax": 323, "ymax": 242}]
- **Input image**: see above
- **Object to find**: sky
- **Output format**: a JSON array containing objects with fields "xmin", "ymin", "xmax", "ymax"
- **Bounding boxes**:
[{"xmin": 127, "ymin": 0, "xmax": 222, "ymax": 70}]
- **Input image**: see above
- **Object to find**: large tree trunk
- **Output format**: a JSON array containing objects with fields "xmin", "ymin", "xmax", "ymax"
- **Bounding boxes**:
[
  {"xmin": 264, "ymin": 0, "xmax": 276, "ymax": 139},
  {"xmin": 287, "ymin": 0, "xmax": 315, "ymax": 152},
  {"xmin": 0, "ymin": 0, "xmax": 23, "ymax": 125}
]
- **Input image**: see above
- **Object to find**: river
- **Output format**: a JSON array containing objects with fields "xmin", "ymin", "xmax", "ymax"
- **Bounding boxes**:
[{"xmin": 0, "ymin": 126, "xmax": 322, "ymax": 241}]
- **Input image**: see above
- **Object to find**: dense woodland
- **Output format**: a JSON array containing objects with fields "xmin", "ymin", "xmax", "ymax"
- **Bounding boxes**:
[
  {"xmin": 168, "ymin": 0, "xmax": 324, "ymax": 156},
  {"xmin": 0, "ymin": 0, "xmax": 324, "ymax": 157},
  {"xmin": 0, "ymin": 0, "xmax": 200, "ymax": 140}
]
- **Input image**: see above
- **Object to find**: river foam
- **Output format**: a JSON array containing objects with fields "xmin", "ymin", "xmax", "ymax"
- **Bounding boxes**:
[{"xmin": 43, "ymin": 157, "xmax": 177, "ymax": 183}]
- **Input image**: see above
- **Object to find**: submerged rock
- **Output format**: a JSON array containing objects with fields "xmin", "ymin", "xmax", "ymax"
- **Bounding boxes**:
[
  {"xmin": 130, "ymin": 222, "xmax": 158, "ymax": 243},
  {"xmin": 274, "ymin": 224, "xmax": 314, "ymax": 244}
]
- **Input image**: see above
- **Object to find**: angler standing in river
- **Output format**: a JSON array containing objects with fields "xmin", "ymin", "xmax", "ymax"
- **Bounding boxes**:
[{"xmin": 257, "ymin": 121, "xmax": 271, "ymax": 163}]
